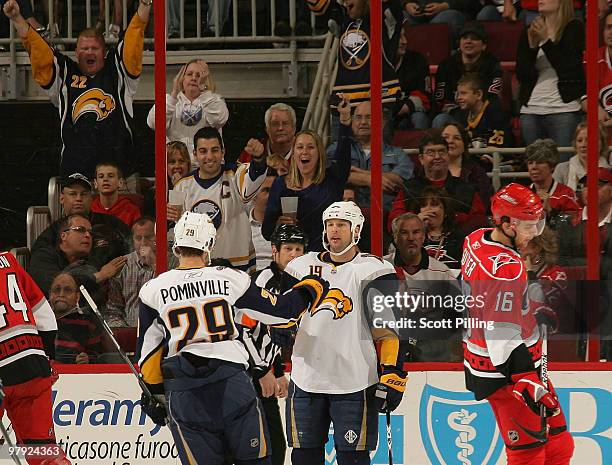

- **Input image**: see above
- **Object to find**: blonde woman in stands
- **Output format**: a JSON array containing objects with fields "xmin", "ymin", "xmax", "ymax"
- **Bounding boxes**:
[
  {"xmin": 147, "ymin": 59, "xmax": 229, "ymax": 167},
  {"xmin": 553, "ymin": 122, "xmax": 610, "ymax": 192},
  {"xmin": 516, "ymin": 0, "xmax": 585, "ymax": 156}
]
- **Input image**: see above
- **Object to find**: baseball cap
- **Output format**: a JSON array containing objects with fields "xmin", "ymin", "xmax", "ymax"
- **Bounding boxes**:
[
  {"xmin": 460, "ymin": 21, "xmax": 488, "ymax": 43},
  {"xmin": 61, "ymin": 173, "xmax": 92, "ymax": 190},
  {"xmin": 578, "ymin": 167, "xmax": 612, "ymax": 186}
]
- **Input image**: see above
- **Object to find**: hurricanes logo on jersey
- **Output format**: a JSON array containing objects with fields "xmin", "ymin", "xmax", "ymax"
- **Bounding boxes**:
[
  {"xmin": 72, "ymin": 88, "xmax": 116, "ymax": 124},
  {"xmin": 341, "ymin": 26, "xmax": 370, "ymax": 70},
  {"xmin": 311, "ymin": 288, "xmax": 353, "ymax": 320},
  {"xmin": 489, "ymin": 253, "xmax": 519, "ymax": 275}
]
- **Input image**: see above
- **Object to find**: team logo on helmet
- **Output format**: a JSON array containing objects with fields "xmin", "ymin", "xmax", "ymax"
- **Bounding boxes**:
[
  {"xmin": 498, "ymin": 192, "xmax": 518, "ymax": 205},
  {"xmin": 72, "ymin": 88, "xmax": 116, "ymax": 124},
  {"xmin": 310, "ymin": 288, "xmax": 353, "ymax": 320}
]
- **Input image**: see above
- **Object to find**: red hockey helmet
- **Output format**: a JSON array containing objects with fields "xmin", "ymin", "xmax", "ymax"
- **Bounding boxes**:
[{"xmin": 491, "ymin": 183, "xmax": 545, "ymax": 236}]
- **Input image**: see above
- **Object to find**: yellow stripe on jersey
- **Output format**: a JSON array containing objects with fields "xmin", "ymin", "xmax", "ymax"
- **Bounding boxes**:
[
  {"xmin": 122, "ymin": 14, "xmax": 147, "ymax": 77},
  {"xmin": 372, "ymin": 327, "xmax": 400, "ymax": 367},
  {"xmin": 23, "ymin": 27, "xmax": 55, "ymax": 88},
  {"xmin": 256, "ymin": 401, "xmax": 268, "ymax": 458},
  {"xmin": 140, "ymin": 344, "xmax": 164, "ymax": 385},
  {"xmin": 306, "ymin": 0, "xmax": 331, "ymax": 15},
  {"xmin": 290, "ymin": 394, "xmax": 301, "ymax": 447},
  {"xmin": 357, "ymin": 389, "xmax": 368, "ymax": 450},
  {"xmin": 174, "ymin": 421, "xmax": 199, "ymax": 465}
]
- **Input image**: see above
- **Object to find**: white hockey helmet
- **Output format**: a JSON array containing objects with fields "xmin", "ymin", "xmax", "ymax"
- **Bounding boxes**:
[
  {"xmin": 173, "ymin": 211, "xmax": 217, "ymax": 256},
  {"xmin": 322, "ymin": 201, "xmax": 365, "ymax": 255}
]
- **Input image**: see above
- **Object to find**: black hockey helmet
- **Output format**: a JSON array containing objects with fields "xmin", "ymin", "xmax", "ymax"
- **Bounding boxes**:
[{"xmin": 270, "ymin": 224, "xmax": 308, "ymax": 249}]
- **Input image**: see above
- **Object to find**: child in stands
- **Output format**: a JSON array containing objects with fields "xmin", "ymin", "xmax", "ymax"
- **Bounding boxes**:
[{"xmin": 91, "ymin": 161, "xmax": 142, "ymax": 227}]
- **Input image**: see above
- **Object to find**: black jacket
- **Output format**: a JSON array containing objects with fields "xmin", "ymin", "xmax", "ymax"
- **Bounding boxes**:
[{"xmin": 516, "ymin": 19, "xmax": 586, "ymax": 108}]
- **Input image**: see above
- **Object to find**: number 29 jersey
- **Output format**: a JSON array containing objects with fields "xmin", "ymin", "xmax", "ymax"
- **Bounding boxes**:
[{"xmin": 461, "ymin": 229, "xmax": 541, "ymax": 400}]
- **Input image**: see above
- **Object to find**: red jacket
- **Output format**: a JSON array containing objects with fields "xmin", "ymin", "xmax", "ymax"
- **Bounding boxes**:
[{"xmin": 91, "ymin": 195, "xmax": 141, "ymax": 227}]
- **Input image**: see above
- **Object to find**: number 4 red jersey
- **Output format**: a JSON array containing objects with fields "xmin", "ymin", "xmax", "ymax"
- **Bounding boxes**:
[
  {"xmin": 0, "ymin": 252, "xmax": 57, "ymax": 385},
  {"xmin": 461, "ymin": 229, "xmax": 541, "ymax": 400}
]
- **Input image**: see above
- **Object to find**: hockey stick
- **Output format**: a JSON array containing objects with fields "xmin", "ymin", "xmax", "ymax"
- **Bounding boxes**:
[
  {"xmin": 79, "ymin": 286, "xmax": 155, "ymax": 401},
  {"xmin": 0, "ymin": 389, "xmax": 23, "ymax": 465},
  {"xmin": 386, "ymin": 410, "xmax": 393, "ymax": 465}
]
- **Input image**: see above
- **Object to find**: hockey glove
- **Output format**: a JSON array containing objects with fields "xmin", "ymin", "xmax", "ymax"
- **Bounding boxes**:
[
  {"xmin": 374, "ymin": 366, "xmax": 407, "ymax": 413},
  {"xmin": 140, "ymin": 392, "xmax": 168, "ymax": 426},
  {"xmin": 511, "ymin": 372, "xmax": 559, "ymax": 415},
  {"xmin": 293, "ymin": 274, "xmax": 329, "ymax": 311},
  {"xmin": 533, "ymin": 306, "xmax": 560, "ymax": 334}
]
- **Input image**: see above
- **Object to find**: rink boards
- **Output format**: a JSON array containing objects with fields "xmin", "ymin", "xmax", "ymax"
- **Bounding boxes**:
[{"xmin": 2, "ymin": 363, "xmax": 610, "ymax": 465}]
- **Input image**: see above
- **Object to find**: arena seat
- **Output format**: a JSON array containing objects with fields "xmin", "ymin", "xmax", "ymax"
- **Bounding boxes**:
[
  {"xmin": 9, "ymin": 247, "xmax": 30, "ymax": 270},
  {"xmin": 402, "ymin": 23, "xmax": 451, "ymax": 67},
  {"xmin": 48, "ymin": 176, "xmax": 62, "ymax": 221},
  {"xmin": 26, "ymin": 206, "xmax": 51, "ymax": 250},
  {"xmin": 480, "ymin": 20, "xmax": 525, "ymax": 63}
]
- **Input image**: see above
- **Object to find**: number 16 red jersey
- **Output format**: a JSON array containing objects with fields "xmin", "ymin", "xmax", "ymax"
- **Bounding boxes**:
[{"xmin": 461, "ymin": 229, "xmax": 541, "ymax": 400}]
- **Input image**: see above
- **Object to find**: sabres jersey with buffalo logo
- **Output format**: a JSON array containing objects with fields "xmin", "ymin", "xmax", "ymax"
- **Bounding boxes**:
[
  {"xmin": 307, "ymin": 0, "xmax": 403, "ymax": 109},
  {"xmin": 284, "ymin": 251, "xmax": 399, "ymax": 394},
  {"xmin": 461, "ymin": 228, "xmax": 540, "ymax": 400},
  {"xmin": 137, "ymin": 266, "xmax": 312, "ymax": 389},
  {"xmin": 0, "ymin": 252, "xmax": 57, "ymax": 386},
  {"xmin": 22, "ymin": 14, "xmax": 147, "ymax": 178},
  {"xmin": 173, "ymin": 161, "xmax": 267, "ymax": 272}
]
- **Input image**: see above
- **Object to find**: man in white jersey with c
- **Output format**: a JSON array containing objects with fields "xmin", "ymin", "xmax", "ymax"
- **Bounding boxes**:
[{"xmin": 283, "ymin": 201, "xmax": 408, "ymax": 465}]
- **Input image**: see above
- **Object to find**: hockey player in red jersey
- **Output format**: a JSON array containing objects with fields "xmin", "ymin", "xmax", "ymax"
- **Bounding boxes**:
[
  {"xmin": 461, "ymin": 183, "xmax": 574, "ymax": 465},
  {"xmin": 0, "ymin": 251, "xmax": 70, "ymax": 465}
]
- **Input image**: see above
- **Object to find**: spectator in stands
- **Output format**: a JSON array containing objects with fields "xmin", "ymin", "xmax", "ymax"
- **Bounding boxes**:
[
  {"xmin": 239, "ymin": 103, "xmax": 297, "ymax": 176},
  {"xmin": 516, "ymin": 0, "xmax": 585, "ymax": 152},
  {"xmin": 441, "ymin": 122, "xmax": 493, "ymax": 210},
  {"xmin": 3, "ymin": 0, "xmax": 151, "ymax": 183},
  {"xmin": 206, "ymin": 0, "xmax": 231, "ymax": 36},
  {"xmin": 0, "ymin": 0, "xmax": 43, "ymax": 46},
  {"xmin": 433, "ymin": 21, "xmax": 503, "ymax": 128},
  {"xmin": 147, "ymin": 59, "xmax": 229, "ymax": 166},
  {"xmin": 343, "ymin": 187, "xmax": 357, "ymax": 202},
  {"xmin": 554, "ymin": 122, "xmax": 610, "ymax": 192},
  {"xmin": 389, "ymin": 132, "xmax": 486, "ymax": 233},
  {"xmin": 262, "ymin": 95, "xmax": 352, "ymax": 251},
  {"xmin": 106, "ymin": 217, "xmax": 156, "ymax": 327},
  {"xmin": 306, "ymin": 0, "xmax": 403, "ymax": 142},
  {"xmin": 167, "ymin": 140, "xmax": 193, "ymax": 188},
  {"xmin": 97, "ymin": 0, "xmax": 123, "ymax": 40},
  {"xmin": 33, "ymin": 173, "xmax": 130, "ymax": 273},
  {"xmin": 402, "ymin": 0, "xmax": 477, "ymax": 43},
  {"xmin": 327, "ymin": 101, "xmax": 414, "ymax": 212},
  {"xmin": 91, "ymin": 161, "xmax": 142, "ymax": 227},
  {"xmin": 274, "ymin": 0, "xmax": 312, "ymax": 36},
  {"xmin": 526, "ymin": 139, "xmax": 581, "ymax": 227},
  {"xmin": 167, "ymin": 0, "xmax": 181, "ymax": 38},
  {"xmin": 455, "ymin": 73, "xmax": 510, "ymax": 148},
  {"xmin": 411, "ymin": 185, "xmax": 466, "ymax": 270},
  {"xmin": 50, "ymin": 272, "xmax": 102, "ymax": 364},
  {"xmin": 582, "ymin": 9, "xmax": 612, "ymax": 127},
  {"xmin": 477, "ymin": 0, "xmax": 506, "ymax": 20},
  {"xmin": 30, "ymin": 213, "xmax": 127, "ymax": 297},
  {"xmin": 168, "ymin": 127, "xmax": 268, "ymax": 271},
  {"xmin": 250, "ymin": 174, "xmax": 277, "ymax": 271},
  {"xmin": 502, "ymin": 0, "xmax": 584, "ymax": 24},
  {"xmin": 393, "ymin": 26, "xmax": 431, "ymax": 130},
  {"xmin": 385, "ymin": 212, "xmax": 461, "ymax": 361}
]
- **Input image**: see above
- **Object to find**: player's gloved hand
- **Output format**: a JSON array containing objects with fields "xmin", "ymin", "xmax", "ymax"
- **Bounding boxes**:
[
  {"xmin": 374, "ymin": 366, "xmax": 407, "ymax": 412},
  {"xmin": 50, "ymin": 360, "xmax": 59, "ymax": 385},
  {"xmin": 270, "ymin": 326, "xmax": 297, "ymax": 347},
  {"xmin": 533, "ymin": 306, "xmax": 559, "ymax": 334},
  {"xmin": 140, "ymin": 392, "xmax": 168, "ymax": 426},
  {"xmin": 293, "ymin": 274, "xmax": 329, "ymax": 310},
  {"xmin": 511, "ymin": 372, "xmax": 559, "ymax": 414}
]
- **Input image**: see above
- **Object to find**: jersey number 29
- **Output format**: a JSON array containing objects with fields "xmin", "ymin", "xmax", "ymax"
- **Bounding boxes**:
[{"xmin": 167, "ymin": 299, "xmax": 234, "ymax": 351}]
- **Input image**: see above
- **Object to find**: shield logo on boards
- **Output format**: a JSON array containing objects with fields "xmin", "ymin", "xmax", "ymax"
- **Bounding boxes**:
[{"xmin": 420, "ymin": 385, "xmax": 504, "ymax": 465}]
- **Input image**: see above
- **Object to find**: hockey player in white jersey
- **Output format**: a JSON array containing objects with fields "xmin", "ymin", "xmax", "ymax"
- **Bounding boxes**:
[
  {"xmin": 136, "ymin": 212, "xmax": 328, "ymax": 465},
  {"xmin": 283, "ymin": 201, "xmax": 407, "ymax": 465}
]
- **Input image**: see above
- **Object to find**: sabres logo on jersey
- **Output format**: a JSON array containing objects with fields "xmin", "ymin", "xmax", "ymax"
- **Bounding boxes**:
[
  {"xmin": 489, "ymin": 253, "xmax": 520, "ymax": 275},
  {"xmin": 311, "ymin": 288, "xmax": 353, "ymax": 320},
  {"xmin": 341, "ymin": 26, "xmax": 370, "ymax": 70},
  {"xmin": 72, "ymin": 88, "xmax": 116, "ymax": 124},
  {"xmin": 192, "ymin": 199, "xmax": 222, "ymax": 229}
]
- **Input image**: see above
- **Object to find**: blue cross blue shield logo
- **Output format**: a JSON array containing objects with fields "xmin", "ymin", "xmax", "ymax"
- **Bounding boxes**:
[{"xmin": 420, "ymin": 385, "xmax": 504, "ymax": 465}]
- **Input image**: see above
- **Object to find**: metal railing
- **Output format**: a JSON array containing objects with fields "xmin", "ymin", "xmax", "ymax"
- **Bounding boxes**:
[{"xmin": 0, "ymin": 0, "xmax": 324, "ymax": 46}]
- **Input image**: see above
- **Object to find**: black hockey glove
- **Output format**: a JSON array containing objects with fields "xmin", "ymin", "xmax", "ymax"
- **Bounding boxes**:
[
  {"xmin": 140, "ymin": 392, "xmax": 168, "ymax": 426},
  {"xmin": 293, "ymin": 274, "xmax": 330, "ymax": 310},
  {"xmin": 374, "ymin": 366, "xmax": 407, "ymax": 413},
  {"xmin": 533, "ymin": 306, "xmax": 560, "ymax": 334}
]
